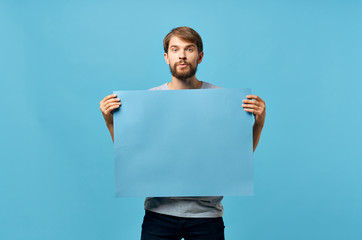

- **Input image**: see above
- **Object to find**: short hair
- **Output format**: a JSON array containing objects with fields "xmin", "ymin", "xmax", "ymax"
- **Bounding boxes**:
[{"xmin": 163, "ymin": 26, "xmax": 203, "ymax": 54}]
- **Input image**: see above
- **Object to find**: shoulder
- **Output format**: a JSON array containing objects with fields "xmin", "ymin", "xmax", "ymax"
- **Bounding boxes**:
[
  {"xmin": 201, "ymin": 81, "xmax": 222, "ymax": 89},
  {"xmin": 148, "ymin": 83, "xmax": 168, "ymax": 91}
]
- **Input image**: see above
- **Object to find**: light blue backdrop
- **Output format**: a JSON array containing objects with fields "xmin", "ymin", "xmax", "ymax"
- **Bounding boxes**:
[{"xmin": 1, "ymin": 0, "xmax": 361, "ymax": 239}]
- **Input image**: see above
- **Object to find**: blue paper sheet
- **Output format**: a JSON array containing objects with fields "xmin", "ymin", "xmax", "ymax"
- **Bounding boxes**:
[{"xmin": 113, "ymin": 88, "xmax": 253, "ymax": 197}]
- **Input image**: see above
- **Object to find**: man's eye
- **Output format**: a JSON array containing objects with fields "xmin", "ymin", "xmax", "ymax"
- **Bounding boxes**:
[
  {"xmin": 172, "ymin": 49, "xmax": 177, "ymax": 52},
  {"xmin": 188, "ymin": 48, "xmax": 193, "ymax": 51}
]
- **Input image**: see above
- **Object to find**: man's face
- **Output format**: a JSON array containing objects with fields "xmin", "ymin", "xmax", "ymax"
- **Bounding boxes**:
[{"xmin": 164, "ymin": 36, "xmax": 204, "ymax": 81}]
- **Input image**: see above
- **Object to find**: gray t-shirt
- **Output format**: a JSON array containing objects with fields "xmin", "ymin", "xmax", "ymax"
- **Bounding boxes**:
[{"xmin": 144, "ymin": 81, "xmax": 224, "ymax": 218}]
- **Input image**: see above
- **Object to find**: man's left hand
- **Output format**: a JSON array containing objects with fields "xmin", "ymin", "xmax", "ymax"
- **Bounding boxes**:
[{"xmin": 242, "ymin": 95, "xmax": 266, "ymax": 127}]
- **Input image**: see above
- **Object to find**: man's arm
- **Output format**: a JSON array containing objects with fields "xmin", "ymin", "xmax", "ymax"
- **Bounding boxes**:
[
  {"xmin": 100, "ymin": 94, "xmax": 121, "ymax": 142},
  {"xmin": 242, "ymin": 95, "xmax": 266, "ymax": 152}
]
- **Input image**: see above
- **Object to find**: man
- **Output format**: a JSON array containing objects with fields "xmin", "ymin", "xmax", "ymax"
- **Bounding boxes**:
[{"xmin": 100, "ymin": 26, "xmax": 266, "ymax": 240}]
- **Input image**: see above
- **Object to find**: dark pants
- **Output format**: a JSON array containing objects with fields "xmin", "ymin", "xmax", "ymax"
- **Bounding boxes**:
[{"xmin": 141, "ymin": 210, "xmax": 225, "ymax": 240}]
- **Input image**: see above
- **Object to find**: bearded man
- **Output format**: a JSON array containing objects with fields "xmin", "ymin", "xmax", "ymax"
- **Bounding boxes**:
[{"xmin": 99, "ymin": 26, "xmax": 266, "ymax": 240}]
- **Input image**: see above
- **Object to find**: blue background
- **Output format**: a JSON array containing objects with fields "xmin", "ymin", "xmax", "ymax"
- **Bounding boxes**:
[{"xmin": 1, "ymin": 0, "xmax": 361, "ymax": 239}]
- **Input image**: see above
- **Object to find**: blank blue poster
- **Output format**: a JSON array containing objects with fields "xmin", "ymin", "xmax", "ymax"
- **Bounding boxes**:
[{"xmin": 113, "ymin": 88, "xmax": 253, "ymax": 197}]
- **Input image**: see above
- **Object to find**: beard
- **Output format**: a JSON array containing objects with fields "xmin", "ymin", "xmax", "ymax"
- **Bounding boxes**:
[{"xmin": 169, "ymin": 61, "xmax": 198, "ymax": 81}]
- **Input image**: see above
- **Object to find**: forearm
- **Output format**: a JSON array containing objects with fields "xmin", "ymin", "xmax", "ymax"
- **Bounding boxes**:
[
  {"xmin": 252, "ymin": 123, "xmax": 263, "ymax": 152},
  {"xmin": 100, "ymin": 94, "xmax": 121, "ymax": 143},
  {"xmin": 242, "ymin": 94, "xmax": 266, "ymax": 152},
  {"xmin": 106, "ymin": 123, "xmax": 114, "ymax": 142}
]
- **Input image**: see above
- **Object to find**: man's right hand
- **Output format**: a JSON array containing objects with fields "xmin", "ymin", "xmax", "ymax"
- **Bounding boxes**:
[{"xmin": 99, "ymin": 94, "xmax": 121, "ymax": 126}]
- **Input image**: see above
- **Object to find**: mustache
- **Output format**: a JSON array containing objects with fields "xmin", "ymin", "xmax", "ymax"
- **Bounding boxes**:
[{"xmin": 177, "ymin": 61, "xmax": 189, "ymax": 65}]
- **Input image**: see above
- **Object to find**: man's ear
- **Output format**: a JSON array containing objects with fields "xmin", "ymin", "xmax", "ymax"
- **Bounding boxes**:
[
  {"xmin": 198, "ymin": 51, "xmax": 204, "ymax": 64},
  {"xmin": 164, "ymin": 52, "xmax": 170, "ymax": 65}
]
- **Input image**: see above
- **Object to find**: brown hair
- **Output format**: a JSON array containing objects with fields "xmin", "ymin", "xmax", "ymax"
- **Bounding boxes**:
[{"xmin": 163, "ymin": 26, "xmax": 203, "ymax": 54}]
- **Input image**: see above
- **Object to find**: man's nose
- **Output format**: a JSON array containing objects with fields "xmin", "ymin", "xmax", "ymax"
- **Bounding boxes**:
[{"xmin": 178, "ymin": 50, "xmax": 186, "ymax": 59}]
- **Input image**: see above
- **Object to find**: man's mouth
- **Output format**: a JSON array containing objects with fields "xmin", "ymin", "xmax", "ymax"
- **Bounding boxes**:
[{"xmin": 178, "ymin": 63, "xmax": 188, "ymax": 68}]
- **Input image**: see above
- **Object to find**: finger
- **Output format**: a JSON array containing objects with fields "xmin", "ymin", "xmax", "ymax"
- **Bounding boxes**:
[
  {"xmin": 101, "ymin": 94, "xmax": 117, "ymax": 104},
  {"xmin": 244, "ymin": 108, "xmax": 262, "ymax": 115},
  {"xmin": 246, "ymin": 95, "xmax": 265, "ymax": 104},
  {"xmin": 108, "ymin": 105, "xmax": 121, "ymax": 112},
  {"xmin": 242, "ymin": 104, "xmax": 261, "ymax": 110},
  {"xmin": 245, "ymin": 95, "xmax": 259, "ymax": 100},
  {"xmin": 242, "ymin": 99, "xmax": 263, "ymax": 107},
  {"xmin": 103, "ymin": 98, "xmax": 121, "ymax": 106},
  {"xmin": 103, "ymin": 105, "xmax": 118, "ymax": 115},
  {"xmin": 103, "ymin": 98, "xmax": 121, "ymax": 108},
  {"xmin": 243, "ymin": 103, "xmax": 265, "ymax": 115},
  {"xmin": 105, "ymin": 101, "xmax": 121, "ymax": 111},
  {"xmin": 243, "ymin": 108, "xmax": 256, "ymax": 114},
  {"xmin": 101, "ymin": 101, "xmax": 120, "ymax": 113},
  {"xmin": 243, "ymin": 106, "xmax": 262, "ymax": 115}
]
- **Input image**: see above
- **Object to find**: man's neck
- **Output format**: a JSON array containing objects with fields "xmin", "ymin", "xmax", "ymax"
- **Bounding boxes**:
[{"xmin": 167, "ymin": 76, "xmax": 202, "ymax": 90}]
